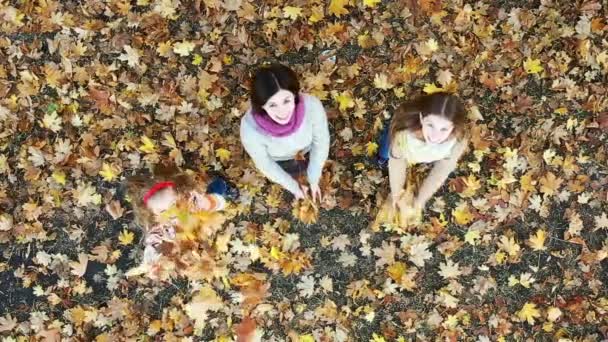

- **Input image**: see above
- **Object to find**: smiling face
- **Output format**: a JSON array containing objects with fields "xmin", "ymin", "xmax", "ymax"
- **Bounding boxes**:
[
  {"xmin": 420, "ymin": 114, "xmax": 454, "ymax": 144},
  {"xmin": 262, "ymin": 89, "xmax": 296, "ymax": 124}
]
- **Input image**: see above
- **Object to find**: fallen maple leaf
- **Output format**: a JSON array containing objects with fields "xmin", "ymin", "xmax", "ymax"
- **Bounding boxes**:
[
  {"xmin": 69, "ymin": 253, "xmax": 88, "ymax": 277},
  {"xmin": 452, "ymin": 204, "xmax": 474, "ymax": 225},
  {"xmin": 173, "ymin": 41, "xmax": 196, "ymax": 57},
  {"xmin": 528, "ymin": 229, "xmax": 547, "ymax": 251},
  {"xmin": 524, "ymin": 57, "xmax": 543, "ymax": 74},
  {"xmin": 0, "ymin": 314, "xmax": 17, "ymax": 332},
  {"xmin": 99, "ymin": 162, "xmax": 120, "ymax": 182},
  {"xmin": 438, "ymin": 258, "xmax": 461, "ymax": 279},
  {"xmin": 517, "ymin": 302, "xmax": 541, "ymax": 325},
  {"xmin": 105, "ymin": 200, "xmax": 125, "ymax": 220},
  {"xmin": 334, "ymin": 91, "xmax": 355, "ymax": 112},
  {"xmin": 423, "ymin": 83, "xmax": 445, "ymax": 94},
  {"xmin": 118, "ymin": 229, "xmax": 134, "ymax": 245},
  {"xmin": 373, "ymin": 73, "xmax": 393, "ymax": 90},
  {"xmin": 283, "ymin": 6, "xmax": 303, "ymax": 20},
  {"xmin": 328, "ymin": 0, "xmax": 350, "ymax": 17},
  {"xmin": 215, "ymin": 148, "xmax": 231, "ymax": 163},
  {"xmin": 139, "ymin": 135, "xmax": 157, "ymax": 153}
]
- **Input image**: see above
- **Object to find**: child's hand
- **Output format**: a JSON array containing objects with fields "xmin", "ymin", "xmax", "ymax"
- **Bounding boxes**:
[{"xmin": 396, "ymin": 196, "xmax": 422, "ymax": 226}]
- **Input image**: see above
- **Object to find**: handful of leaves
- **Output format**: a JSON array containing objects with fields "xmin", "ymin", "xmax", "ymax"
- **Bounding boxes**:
[
  {"xmin": 372, "ymin": 190, "xmax": 422, "ymax": 232},
  {"xmin": 292, "ymin": 197, "xmax": 319, "ymax": 224}
]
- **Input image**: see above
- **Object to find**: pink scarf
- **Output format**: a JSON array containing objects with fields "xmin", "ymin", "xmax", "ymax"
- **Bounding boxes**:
[{"xmin": 253, "ymin": 95, "xmax": 306, "ymax": 137}]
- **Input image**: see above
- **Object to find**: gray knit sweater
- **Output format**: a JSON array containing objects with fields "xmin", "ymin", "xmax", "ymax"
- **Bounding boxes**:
[{"xmin": 240, "ymin": 94, "xmax": 330, "ymax": 195}]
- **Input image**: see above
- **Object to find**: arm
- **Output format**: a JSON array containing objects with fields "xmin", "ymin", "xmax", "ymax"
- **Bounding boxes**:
[
  {"xmin": 389, "ymin": 157, "xmax": 408, "ymax": 205},
  {"xmin": 388, "ymin": 130, "xmax": 409, "ymax": 205},
  {"xmin": 306, "ymin": 97, "xmax": 330, "ymax": 186},
  {"xmin": 415, "ymin": 138, "xmax": 468, "ymax": 208},
  {"xmin": 240, "ymin": 122, "xmax": 302, "ymax": 195}
]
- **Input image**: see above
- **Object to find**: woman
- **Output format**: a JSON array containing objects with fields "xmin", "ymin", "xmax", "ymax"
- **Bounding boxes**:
[
  {"xmin": 240, "ymin": 64, "xmax": 330, "ymax": 202},
  {"xmin": 377, "ymin": 93, "xmax": 469, "ymax": 223}
]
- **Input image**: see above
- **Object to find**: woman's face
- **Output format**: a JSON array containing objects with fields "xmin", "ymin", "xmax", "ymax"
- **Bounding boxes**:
[
  {"xmin": 262, "ymin": 89, "xmax": 296, "ymax": 124},
  {"xmin": 421, "ymin": 114, "xmax": 454, "ymax": 144}
]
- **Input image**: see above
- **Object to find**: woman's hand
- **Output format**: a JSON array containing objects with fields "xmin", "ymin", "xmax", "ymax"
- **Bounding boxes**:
[
  {"xmin": 294, "ymin": 185, "xmax": 307, "ymax": 200},
  {"xmin": 309, "ymin": 183, "xmax": 322, "ymax": 203}
]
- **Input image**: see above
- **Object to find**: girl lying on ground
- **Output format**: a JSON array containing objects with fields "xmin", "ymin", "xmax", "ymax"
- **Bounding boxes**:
[
  {"xmin": 125, "ymin": 164, "xmax": 238, "ymax": 278},
  {"xmin": 375, "ymin": 93, "xmax": 469, "ymax": 226},
  {"xmin": 240, "ymin": 64, "xmax": 330, "ymax": 202}
]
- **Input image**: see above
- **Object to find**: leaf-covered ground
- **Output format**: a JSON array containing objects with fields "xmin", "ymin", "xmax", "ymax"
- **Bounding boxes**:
[{"xmin": 1, "ymin": 0, "xmax": 608, "ymax": 341}]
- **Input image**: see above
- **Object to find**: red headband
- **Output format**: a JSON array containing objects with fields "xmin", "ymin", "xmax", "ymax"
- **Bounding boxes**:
[{"xmin": 143, "ymin": 181, "xmax": 175, "ymax": 205}]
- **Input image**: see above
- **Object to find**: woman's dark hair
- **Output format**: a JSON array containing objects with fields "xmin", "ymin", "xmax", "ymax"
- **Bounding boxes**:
[
  {"xmin": 250, "ymin": 64, "xmax": 300, "ymax": 114},
  {"xmin": 389, "ymin": 93, "xmax": 467, "ymax": 144}
]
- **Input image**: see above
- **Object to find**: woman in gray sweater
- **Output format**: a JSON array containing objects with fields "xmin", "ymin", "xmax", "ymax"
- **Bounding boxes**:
[{"xmin": 240, "ymin": 64, "xmax": 330, "ymax": 202}]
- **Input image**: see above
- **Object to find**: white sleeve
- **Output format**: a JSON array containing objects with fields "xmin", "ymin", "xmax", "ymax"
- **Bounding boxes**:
[{"xmin": 305, "ymin": 96, "xmax": 330, "ymax": 185}]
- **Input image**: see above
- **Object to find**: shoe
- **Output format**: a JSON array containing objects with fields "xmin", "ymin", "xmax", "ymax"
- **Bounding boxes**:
[{"xmin": 207, "ymin": 177, "xmax": 240, "ymax": 201}]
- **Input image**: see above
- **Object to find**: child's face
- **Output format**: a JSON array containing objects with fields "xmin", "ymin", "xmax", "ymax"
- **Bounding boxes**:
[
  {"xmin": 146, "ymin": 188, "xmax": 177, "ymax": 215},
  {"xmin": 421, "ymin": 114, "xmax": 454, "ymax": 144}
]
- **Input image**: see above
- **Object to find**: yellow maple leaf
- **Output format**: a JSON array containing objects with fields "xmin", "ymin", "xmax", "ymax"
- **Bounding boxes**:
[
  {"xmin": 363, "ymin": 0, "xmax": 381, "ymax": 8},
  {"xmin": 528, "ymin": 229, "xmax": 547, "ymax": 251},
  {"xmin": 270, "ymin": 246, "xmax": 284, "ymax": 260},
  {"xmin": 305, "ymin": 5, "xmax": 324, "ymax": 23},
  {"xmin": 147, "ymin": 320, "xmax": 162, "ymax": 336},
  {"xmin": 99, "ymin": 163, "xmax": 120, "ymax": 182},
  {"xmin": 423, "ymin": 83, "xmax": 445, "ymax": 94},
  {"xmin": 118, "ymin": 229, "xmax": 134, "ymax": 245},
  {"xmin": 334, "ymin": 92, "xmax": 355, "ymax": 112},
  {"xmin": 328, "ymin": 0, "xmax": 350, "ymax": 17},
  {"xmin": 524, "ymin": 57, "xmax": 543, "ymax": 74},
  {"xmin": 366, "ymin": 142, "xmax": 378, "ymax": 157},
  {"xmin": 517, "ymin": 302, "xmax": 541, "ymax": 325},
  {"xmin": 387, "ymin": 261, "xmax": 407, "ymax": 282},
  {"xmin": 52, "ymin": 170, "xmax": 67, "ymax": 185},
  {"xmin": 192, "ymin": 54, "xmax": 203, "ymax": 66},
  {"xmin": 461, "ymin": 174, "xmax": 481, "ymax": 197},
  {"xmin": 139, "ymin": 136, "xmax": 156, "ymax": 153},
  {"xmin": 452, "ymin": 205, "xmax": 473, "ymax": 225},
  {"xmin": 283, "ymin": 6, "xmax": 303, "ymax": 20},
  {"xmin": 173, "ymin": 41, "xmax": 196, "ymax": 57},
  {"xmin": 215, "ymin": 148, "xmax": 231, "ymax": 163}
]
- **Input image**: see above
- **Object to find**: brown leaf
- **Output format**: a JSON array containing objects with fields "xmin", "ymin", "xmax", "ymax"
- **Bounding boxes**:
[
  {"xmin": 235, "ymin": 316, "xmax": 257, "ymax": 342},
  {"xmin": 105, "ymin": 200, "xmax": 125, "ymax": 220},
  {"xmin": 70, "ymin": 253, "xmax": 88, "ymax": 277}
]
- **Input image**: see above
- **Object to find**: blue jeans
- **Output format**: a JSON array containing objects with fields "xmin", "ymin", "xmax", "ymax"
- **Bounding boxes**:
[
  {"xmin": 207, "ymin": 176, "xmax": 239, "ymax": 200},
  {"xmin": 377, "ymin": 121, "xmax": 392, "ymax": 162}
]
